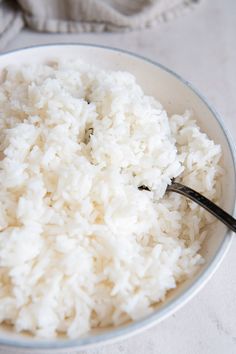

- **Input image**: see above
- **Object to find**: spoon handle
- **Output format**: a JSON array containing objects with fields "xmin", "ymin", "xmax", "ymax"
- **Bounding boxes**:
[{"xmin": 167, "ymin": 181, "xmax": 236, "ymax": 233}]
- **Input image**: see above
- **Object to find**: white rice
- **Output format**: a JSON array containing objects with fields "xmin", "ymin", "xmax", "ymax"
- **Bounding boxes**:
[{"xmin": 0, "ymin": 60, "xmax": 222, "ymax": 338}]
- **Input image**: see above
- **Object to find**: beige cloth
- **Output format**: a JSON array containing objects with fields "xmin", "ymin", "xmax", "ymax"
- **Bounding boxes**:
[
  {"xmin": 0, "ymin": 0, "xmax": 24, "ymax": 49},
  {"xmin": 0, "ymin": 0, "xmax": 201, "ymax": 50}
]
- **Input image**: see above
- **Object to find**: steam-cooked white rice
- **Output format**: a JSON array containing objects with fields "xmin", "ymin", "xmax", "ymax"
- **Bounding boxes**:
[{"xmin": 0, "ymin": 60, "xmax": 222, "ymax": 338}]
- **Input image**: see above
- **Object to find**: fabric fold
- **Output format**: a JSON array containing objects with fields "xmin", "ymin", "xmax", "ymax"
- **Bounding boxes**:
[
  {"xmin": 19, "ymin": 0, "xmax": 200, "ymax": 32},
  {"xmin": 0, "ymin": 0, "xmax": 24, "ymax": 50},
  {"xmin": 0, "ymin": 0, "xmax": 201, "ymax": 50}
]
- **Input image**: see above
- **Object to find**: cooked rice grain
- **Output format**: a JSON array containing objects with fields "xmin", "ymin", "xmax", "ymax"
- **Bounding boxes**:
[{"xmin": 0, "ymin": 61, "xmax": 222, "ymax": 338}]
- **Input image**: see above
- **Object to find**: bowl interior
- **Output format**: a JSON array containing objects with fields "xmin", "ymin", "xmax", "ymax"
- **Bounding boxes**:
[{"xmin": 0, "ymin": 44, "xmax": 235, "ymax": 349}]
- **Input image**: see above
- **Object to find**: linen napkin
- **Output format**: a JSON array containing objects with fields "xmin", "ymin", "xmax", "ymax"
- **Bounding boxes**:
[{"xmin": 0, "ymin": 0, "xmax": 201, "ymax": 50}]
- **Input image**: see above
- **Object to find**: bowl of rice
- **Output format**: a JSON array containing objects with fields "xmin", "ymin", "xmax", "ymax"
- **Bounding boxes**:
[{"xmin": 0, "ymin": 44, "xmax": 235, "ymax": 351}]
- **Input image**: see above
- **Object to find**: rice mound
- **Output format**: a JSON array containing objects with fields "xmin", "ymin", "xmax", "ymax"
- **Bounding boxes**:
[{"xmin": 0, "ymin": 60, "xmax": 222, "ymax": 338}]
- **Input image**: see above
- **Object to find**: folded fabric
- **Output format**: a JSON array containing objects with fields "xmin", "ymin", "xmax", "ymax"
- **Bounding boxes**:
[
  {"xmin": 0, "ymin": 0, "xmax": 201, "ymax": 50},
  {"xmin": 0, "ymin": 0, "xmax": 24, "ymax": 50}
]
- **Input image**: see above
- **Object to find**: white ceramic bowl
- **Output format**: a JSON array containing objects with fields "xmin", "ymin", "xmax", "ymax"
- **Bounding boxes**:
[{"xmin": 0, "ymin": 44, "xmax": 235, "ymax": 352}]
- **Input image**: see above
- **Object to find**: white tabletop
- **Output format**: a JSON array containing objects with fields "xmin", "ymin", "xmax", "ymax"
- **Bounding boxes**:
[{"xmin": 2, "ymin": 0, "xmax": 236, "ymax": 353}]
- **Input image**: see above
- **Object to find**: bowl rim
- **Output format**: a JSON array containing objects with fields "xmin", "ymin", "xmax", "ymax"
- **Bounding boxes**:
[{"xmin": 0, "ymin": 43, "xmax": 235, "ymax": 350}]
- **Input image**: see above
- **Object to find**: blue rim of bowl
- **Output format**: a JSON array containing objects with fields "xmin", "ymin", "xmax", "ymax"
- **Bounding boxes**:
[{"xmin": 0, "ymin": 43, "xmax": 235, "ymax": 350}]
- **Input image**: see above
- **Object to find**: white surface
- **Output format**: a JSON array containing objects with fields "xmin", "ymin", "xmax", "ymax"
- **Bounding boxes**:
[{"xmin": 1, "ymin": 0, "xmax": 236, "ymax": 353}]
